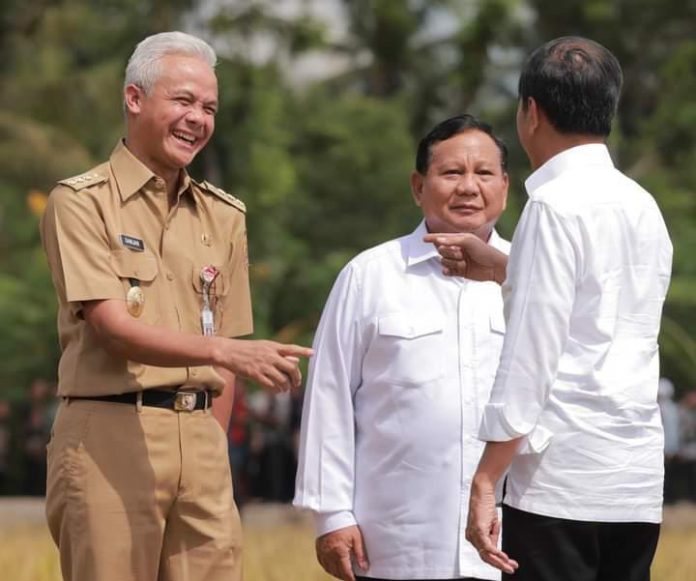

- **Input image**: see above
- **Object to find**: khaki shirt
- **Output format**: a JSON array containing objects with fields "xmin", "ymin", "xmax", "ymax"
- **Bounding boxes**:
[{"xmin": 41, "ymin": 141, "xmax": 253, "ymax": 397}]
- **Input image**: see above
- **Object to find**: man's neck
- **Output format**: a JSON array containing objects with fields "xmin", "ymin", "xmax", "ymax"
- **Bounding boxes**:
[
  {"xmin": 123, "ymin": 138, "xmax": 181, "ymax": 202},
  {"xmin": 529, "ymin": 131, "xmax": 606, "ymax": 170}
]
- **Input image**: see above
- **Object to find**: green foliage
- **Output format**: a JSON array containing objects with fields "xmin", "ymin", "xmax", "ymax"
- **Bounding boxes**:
[
  {"xmin": 0, "ymin": 183, "xmax": 58, "ymax": 394},
  {"xmin": 270, "ymin": 91, "xmax": 417, "ymax": 341},
  {"xmin": 0, "ymin": 0, "xmax": 693, "ymax": 392}
]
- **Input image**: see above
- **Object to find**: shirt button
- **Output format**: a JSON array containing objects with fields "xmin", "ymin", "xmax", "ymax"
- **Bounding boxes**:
[
  {"xmin": 166, "ymin": 272, "xmax": 174, "ymax": 281},
  {"xmin": 191, "ymin": 369, "xmax": 199, "ymax": 377}
]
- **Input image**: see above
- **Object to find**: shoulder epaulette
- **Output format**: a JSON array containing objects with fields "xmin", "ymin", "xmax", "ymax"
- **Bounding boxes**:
[
  {"xmin": 198, "ymin": 180, "xmax": 246, "ymax": 213},
  {"xmin": 58, "ymin": 171, "xmax": 108, "ymax": 191}
]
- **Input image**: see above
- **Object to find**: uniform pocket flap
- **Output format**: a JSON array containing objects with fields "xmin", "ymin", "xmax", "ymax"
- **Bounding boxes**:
[
  {"xmin": 378, "ymin": 313, "xmax": 443, "ymax": 339},
  {"xmin": 110, "ymin": 249, "xmax": 158, "ymax": 281}
]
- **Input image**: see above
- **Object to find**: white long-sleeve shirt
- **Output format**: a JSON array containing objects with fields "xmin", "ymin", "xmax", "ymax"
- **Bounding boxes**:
[
  {"xmin": 479, "ymin": 144, "xmax": 673, "ymax": 523},
  {"xmin": 294, "ymin": 222, "xmax": 509, "ymax": 580}
]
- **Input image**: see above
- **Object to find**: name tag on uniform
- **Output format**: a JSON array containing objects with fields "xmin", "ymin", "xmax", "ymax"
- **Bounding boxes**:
[{"xmin": 119, "ymin": 234, "xmax": 145, "ymax": 252}]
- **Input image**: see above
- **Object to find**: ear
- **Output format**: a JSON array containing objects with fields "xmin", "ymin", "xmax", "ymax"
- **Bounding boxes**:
[
  {"xmin": 124, "ymin": 84, "xmax": 144, "ymax": 115},
  {"xmin": 410, "ymin": 170, "xmax": 424, "ymax": 207},
  {"xmin": 526, "ymin": 97, "xmax": 541, "ymax": 133},
  {"xmin": 500, "ymin": 172, "xmax": 509, "ymax": 212}
]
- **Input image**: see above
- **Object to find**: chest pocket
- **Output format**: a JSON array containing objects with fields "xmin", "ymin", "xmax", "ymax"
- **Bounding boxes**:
[
  {"xmin": 489, "ymin": 308, "xmax": 506, "ymax": 334},
  {"xmin": 480, "ymin": 305, "xmax": 506, "ymax": 381},
  {"xmin": 110, "ymin": 249, "xmax": 158, "ymax": 283},
  {"xmin": 368, "ymin": 313, "xmax": 445, "ymax": 386},
  {"xmin": 109, "ymin": 249, "xmax": 159, "ymax": 321},
  {"xmin": 191, "ymin": 265, "xmax": 229, "ymax": 332},
  {"xmin": 190, "ymin": 265, "xmax": 229, "ymax": 297}
]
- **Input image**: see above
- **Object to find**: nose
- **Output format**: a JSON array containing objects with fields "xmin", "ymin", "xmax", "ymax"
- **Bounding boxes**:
[
  {"xmin": 185, "ymin": 104, "xmax": 205, "ymax": 126},
  {"xmin": 455, "ymin": 172, "xmax": 479, "ymax": 197}
]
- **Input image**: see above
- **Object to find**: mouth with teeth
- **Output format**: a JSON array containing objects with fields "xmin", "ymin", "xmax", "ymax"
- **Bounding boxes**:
[{"xmin": 172, "ymin": 131, "xmax": 198, "ymax": 147}]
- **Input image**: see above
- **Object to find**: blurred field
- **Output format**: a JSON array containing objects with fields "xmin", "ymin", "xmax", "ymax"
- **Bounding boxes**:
[{"xmin": 1, "ymin": 500, "xmax": 695, "ymax": 581}]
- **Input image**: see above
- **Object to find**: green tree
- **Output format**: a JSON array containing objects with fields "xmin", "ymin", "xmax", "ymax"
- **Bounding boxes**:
[{"xmin": 0, "ymin": 0, "xmax": 693, "ymax": 393}]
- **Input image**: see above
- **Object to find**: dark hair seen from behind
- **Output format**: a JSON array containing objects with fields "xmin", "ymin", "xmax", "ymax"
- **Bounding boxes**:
[{"xmin": 518, "ymin": 36, "xmax": 623, "ymax": 137}]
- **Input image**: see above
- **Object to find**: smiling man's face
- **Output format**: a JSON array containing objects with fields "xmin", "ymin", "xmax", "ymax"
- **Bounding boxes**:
[
  {"xmin": 411, "ymin": 129, "xmax": 509, "ymax": 241},
  {"xmin": 125, "ymin": 53, "xmax": 218, "ymax": 182}
]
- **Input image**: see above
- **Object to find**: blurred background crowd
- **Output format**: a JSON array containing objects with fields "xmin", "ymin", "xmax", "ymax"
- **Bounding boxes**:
[
  {"xmin": 0, "ymin": 378, "xmax": 304, "ymax": 505},
  {"xmin": 3, "ymin": 375, "xmax": 696, "ymax": 507},
  {"xmin": 0, "ymin": 0, "xmax": 694, "ymax": 504}
]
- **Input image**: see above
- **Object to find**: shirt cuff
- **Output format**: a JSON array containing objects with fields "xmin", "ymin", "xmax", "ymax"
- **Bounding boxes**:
[
  {"xmin": 314, "ymin": 510, "xmax": 358, "ymax": 537},
  {"xmin": 479, "ymin": 402, "xmax": 553, "ymax": 454},
  {"xmin": 479, "ymin": 402, "xmax": 524, "ymax": 441}
]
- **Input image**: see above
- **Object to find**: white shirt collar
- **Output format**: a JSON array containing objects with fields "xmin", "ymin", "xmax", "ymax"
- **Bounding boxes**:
[
  {"xmin": 406, "ymin": 220, "xmax": 507, "ymax": 267},
  {"xmin": 406, "ymin": 221, "xmax": 440, "ymax": 267},
  {"xmin": 525, "ymin": 143, "xmax": 614, "ymax": 198}
]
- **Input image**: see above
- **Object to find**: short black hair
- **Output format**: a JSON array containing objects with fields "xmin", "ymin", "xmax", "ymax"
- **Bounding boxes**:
[
  {"xmin": 415, "ymin": 114, "xmax": 508, "ymax": 175},
  {"xmin": 518, "ymin": 36, "xmax": 623, "ymax": 136}
]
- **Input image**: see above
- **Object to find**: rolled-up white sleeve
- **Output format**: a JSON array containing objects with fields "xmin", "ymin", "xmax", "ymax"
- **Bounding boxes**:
[
  {"xmin": 293, "ymin": 263, "xmax": 365, "ymax": 532},
  {"xmin": 480, "ymin": 201, "xmax": 578, "ymax": 450}
]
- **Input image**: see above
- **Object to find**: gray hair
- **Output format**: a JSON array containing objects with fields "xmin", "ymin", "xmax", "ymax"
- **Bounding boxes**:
[{"xmin": 124, "ymin": 31, "xmax": 217, "ymax": 94}]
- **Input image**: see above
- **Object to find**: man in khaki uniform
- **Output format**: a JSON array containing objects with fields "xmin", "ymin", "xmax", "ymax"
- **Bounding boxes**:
[{"xmin": 40, "ymin": 31, "xmax": 311, "ymax": 581}]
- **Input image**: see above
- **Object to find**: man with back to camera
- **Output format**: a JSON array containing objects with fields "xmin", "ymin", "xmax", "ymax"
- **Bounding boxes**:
[
  {"xmin": 427, "ymin": 36, "xmax": 673, "ymax": 581},
  {"xmin": 40, "ymin": 31, "xmax": 311, "ymax": 581},
  {"xmin": 294, "ymin": 114, "xmax": 511, "ymax": 581}
]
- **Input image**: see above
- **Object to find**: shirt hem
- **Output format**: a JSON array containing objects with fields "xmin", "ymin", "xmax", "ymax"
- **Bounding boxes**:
[{"xmin": 363, "ymin": 566, "xmax": 499, "ymax": 580}]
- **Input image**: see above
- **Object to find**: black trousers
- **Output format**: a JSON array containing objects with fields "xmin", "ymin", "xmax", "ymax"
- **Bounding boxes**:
[
  {"xmin": 356, "ymin": 578, "xmax": 486, "ymax": 581},
  {"xmin": 502, "ymin": 504, "xmax": 660, "ymax": 581}
]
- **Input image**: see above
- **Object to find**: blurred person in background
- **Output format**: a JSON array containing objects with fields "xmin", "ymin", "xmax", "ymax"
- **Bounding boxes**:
[
  {"xmin": 295, "ymin": 114, "xmax": 510, "ymax": 581},
  {"xmin": 430, "ymin": 37, "xmax": 672, "ymax": 581},
  {"xmin": 248, "ymin": 389, "xmax": 296, "ymax": 502},
  {"xmin": 0, "ymin": 399, "xmax": 10, "ymax": 494},
  {"xmin": 18, "ymin": 378, "xmax": 55, "ymax": 496},
  {"xmin": 228, "ymin": 379, "xmax": 251, "ymax": 509},
  {"xmin": 678, "ymin": 390, "xmax": 696, "ymax": 502},
  {"xmin": 40, "ymin": 31, "xmax": 310, "ymax": 581}
]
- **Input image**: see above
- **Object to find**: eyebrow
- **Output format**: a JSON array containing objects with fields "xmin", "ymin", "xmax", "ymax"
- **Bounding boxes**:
[{"xmin": 436, "ymin": 158, "xmax": 498, "ymax": 167}]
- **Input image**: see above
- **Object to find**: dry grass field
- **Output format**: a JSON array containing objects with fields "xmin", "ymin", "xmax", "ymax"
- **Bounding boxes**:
[{"xmin": 1, "ymin": 500, "xmax": 695, "ymax": 581}]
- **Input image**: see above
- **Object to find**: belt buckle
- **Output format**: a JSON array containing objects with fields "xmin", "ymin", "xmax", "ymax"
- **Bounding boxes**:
[{"xmin": 174, "ymin": 391, "xmax": 197, "ymax": 412}]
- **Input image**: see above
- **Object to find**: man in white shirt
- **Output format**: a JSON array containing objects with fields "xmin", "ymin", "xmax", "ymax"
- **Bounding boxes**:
[
  {"xmin": 294, "ymin": 115, "xmax": 511, "ymax": 581},
  {"xmin": 428, "ymin": 37, "xmax": 673, "ymax": 581}
]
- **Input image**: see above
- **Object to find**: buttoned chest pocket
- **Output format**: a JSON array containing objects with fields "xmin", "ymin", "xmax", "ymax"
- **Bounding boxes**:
[
  {"xmin": 481, "ymin": 307, "xmax": 506, "ymax": 379},
  {"xmin": 489, "ymin": 308, "xmax": 506, "ymax": 336},
  {"xmin": 110, "ymin": 249, "xmax": 159, "ymax": 323},
  {"xmin": 367, "ymin": 313, "xmax": 446, "ymax": 386},
  {"xmin": 191, "ymin": 265, "xmax": 229, "ymax": 332}
]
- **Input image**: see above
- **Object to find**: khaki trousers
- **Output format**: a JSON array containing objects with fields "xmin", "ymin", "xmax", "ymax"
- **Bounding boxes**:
[{"xmin": 46, "ymin": 399, "xmax": 242, "ymax": 581}]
